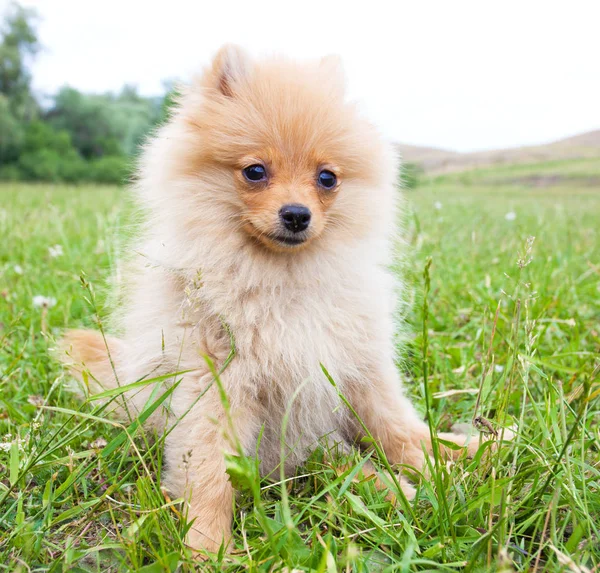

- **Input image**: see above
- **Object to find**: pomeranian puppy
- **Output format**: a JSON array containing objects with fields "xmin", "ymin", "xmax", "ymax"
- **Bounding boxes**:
[{"xmin": 61, "ymin": 45, "xmax": 481, "ymax": 554}]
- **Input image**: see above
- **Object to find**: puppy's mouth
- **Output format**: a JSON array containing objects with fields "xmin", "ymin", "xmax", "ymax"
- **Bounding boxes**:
[
  {"xmin": 267, "ymin": 233, "xmax": 308, "ymax": 247},
  {"xmin": 243, "ymin": 220, "xmax": 311, "ymax": 250}
]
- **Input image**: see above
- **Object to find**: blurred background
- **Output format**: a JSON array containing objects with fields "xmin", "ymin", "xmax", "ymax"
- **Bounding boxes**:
[{"xmin": 1, "ymin": 0, "xmax": 599, "ymax": 185}]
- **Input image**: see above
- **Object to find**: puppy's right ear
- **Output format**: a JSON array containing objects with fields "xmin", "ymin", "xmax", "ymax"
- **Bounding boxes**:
[{"xmin": 204, "ymin": 44, "xmax": 252, "ymax": 98}]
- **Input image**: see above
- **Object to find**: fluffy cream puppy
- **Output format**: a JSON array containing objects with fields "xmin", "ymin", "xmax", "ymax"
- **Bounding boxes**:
[{"xmin": 61, "ymin": 45, "xmax": 479, "ymax": 554}]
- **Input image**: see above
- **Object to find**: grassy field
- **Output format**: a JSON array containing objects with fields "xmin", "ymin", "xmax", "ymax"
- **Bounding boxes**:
[{"xmin": 0, "ymin": 163, "xmax": 599, "ymax": 571}]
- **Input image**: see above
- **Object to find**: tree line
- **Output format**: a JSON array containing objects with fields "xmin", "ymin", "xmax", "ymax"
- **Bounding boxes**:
[{"xmin": 0, "ymin": 3, "xmax": 173, "ymax": 184}]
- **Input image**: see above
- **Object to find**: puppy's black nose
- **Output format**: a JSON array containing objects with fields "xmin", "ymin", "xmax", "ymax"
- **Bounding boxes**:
[{"xmin": 279, "ymin": 204, "xmax": 311, "ymax": 233}]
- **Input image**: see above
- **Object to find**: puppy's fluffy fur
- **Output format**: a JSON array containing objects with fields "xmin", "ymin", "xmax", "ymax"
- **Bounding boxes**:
[{"xmin": 61, "ymin": 46, "xmax": 479, "ymax": 554}]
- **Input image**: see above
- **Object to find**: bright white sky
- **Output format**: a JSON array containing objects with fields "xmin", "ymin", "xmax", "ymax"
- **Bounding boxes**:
[{"xmin": 10, "ymin": 0, "xmax": 600, "ymax": 152}]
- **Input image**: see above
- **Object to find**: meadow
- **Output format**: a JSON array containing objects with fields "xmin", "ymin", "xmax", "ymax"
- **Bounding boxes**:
[{"xmin": 0, "ymin": 161, "xmax": 599, "ymax": 571}]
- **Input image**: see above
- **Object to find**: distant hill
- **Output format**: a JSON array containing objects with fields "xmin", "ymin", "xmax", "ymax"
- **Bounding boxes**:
[{"xmin": 397, "ymin": 129, "xmax": 600, "ymax": 174}]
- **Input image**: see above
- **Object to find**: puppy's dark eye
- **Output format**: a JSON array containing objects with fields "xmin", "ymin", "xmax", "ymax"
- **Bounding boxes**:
[
  {"xmin": 243, "ymin": 164, "xmax": 267, "ymax": 182},
  {"xmin": 317, "ymin": 169, "xmax": 337, "ymax": 190}
]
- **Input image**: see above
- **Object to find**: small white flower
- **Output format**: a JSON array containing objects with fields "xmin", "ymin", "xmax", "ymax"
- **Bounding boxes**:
[
  {"xmin": 434, "ymin": 201, "xmax": 443, "ymax": 210},
  {"xmin": 27, "ymin": 395, "xmax": 45, "ymax": 407},
  {"xmin": 0, "ymin": 435, "xmax": 24, "ymax": 453},
  {"xmin": 48, "ymin": 244, "xmax": 64, "ymax": 258},
  {"xmin": 504, "ymin": 211, "xmax": 516, "ymax": 221},
  {"xmin": 33, "ymin": 295, "xmax": 57, "ymax": 308},
  {"xmin": 14, "ymin": 264, "xmax": 23, "ymax": 275},
  {"xmin": 494, "ymin": 364, "xmax": 505, "ymax": 373},
  {"xmin": 90, "ymin": 437, "xmax": 108, "ymax": 450}
]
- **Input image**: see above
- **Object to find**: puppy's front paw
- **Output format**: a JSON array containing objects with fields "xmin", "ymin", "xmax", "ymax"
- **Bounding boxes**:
[
  {"xmin": 387, "ymin": 475, "xmax": 416, "ymax": 503},
  {"xmin": 367, "ymin": 466, "xmax": 417, "ymax": 503},
  {"xmin": 449, "ymin": 422, "xmax": 516, "ymax": 459},
  {"xmin": 186, "ymin": 518, "xmax": 232, "ymax": 558}
]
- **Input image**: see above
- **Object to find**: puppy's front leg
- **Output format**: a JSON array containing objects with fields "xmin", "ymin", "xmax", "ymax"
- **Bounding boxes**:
[
  {"xmin": 163, "ymin": 378, "xmax": 259, "ymax": 555},
  {"xmin": 349, "ymin": 366, "xmax": 479, "ymax": 476},
  {"xmin": 349, "ymin": 381, "xmax": 427, "ymax": 470}
]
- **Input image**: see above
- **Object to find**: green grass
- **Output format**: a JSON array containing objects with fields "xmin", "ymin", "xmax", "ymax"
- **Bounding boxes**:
[
  {"xmin": 429, "ymin": 157, "xmax": 600, "ymax": 188},
  {"xmin": 1, "ymin": 168, "xmax": 599, "ymax": 571}
]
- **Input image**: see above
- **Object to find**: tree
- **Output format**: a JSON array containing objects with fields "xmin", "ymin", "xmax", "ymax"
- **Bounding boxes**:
[
  {"xmin": 46, "ymin": 86, "xmax": 163, "ymax": 159},
  {"xmin": 0, "ymin": 93, "xmax": 24, "ymax": 163},
  {"xmin": 0, "ymin": 2, "xmax": 39, "ymax": 121},
  {"xmin": 0, "ymin": 3, "xmax": 172, "ymax": 184}
]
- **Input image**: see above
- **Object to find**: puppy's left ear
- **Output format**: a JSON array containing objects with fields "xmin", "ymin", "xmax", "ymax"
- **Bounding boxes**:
[
  {"xmin": 319, "ymin": 54, "xmax": 346, "ymax": 96},
  {"xmin": 205, "ymin": 44, "xmax": 253, "ymax": 97}
]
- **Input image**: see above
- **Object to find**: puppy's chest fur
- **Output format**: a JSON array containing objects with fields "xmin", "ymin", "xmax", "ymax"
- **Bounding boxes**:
[
  {"xmin": 178, "ymin": 250, "xmax": 393, "ymax": 467},
  {"xmin": 186, "ymin": 254, "xmax": 385, "ymax": 389}
]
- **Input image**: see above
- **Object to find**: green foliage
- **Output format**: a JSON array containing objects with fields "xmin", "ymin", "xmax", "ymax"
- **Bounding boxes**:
[
  {"xmin": 21, "ymin": 120, "xmax": 73, "ymax": 154},
  {"xmin": 47, "ymin": 85, "xmax": 163, "ymax": 159},
  {"xmin": 0, "ymin": 118, "xmax": 131, "ymax": 184},
  {"xmin": 0, "ymin": 5, "xmax": 167, "ymax": 184},
  {"xmin": 17, "ymin": 148, "xmax": 62, "ymax": 181},
  {"xmin": 0, "ymin": 2, "xmax": 39, "ymax": 121},
  {"xmin": 88, "ymin": 155, "xmax": 131, "ymax": 184},
  {"xmin": 0, "ymin": 3, "xmax": 39, "ymax": 165},
  {"xmin": 0, "ymin": 93, "xmax": 25, "ymax": 162},
  {"xmin": 401, "ymin": 161, "xmax": 424, "ymax": 189},
  {"xmin": 16, "ymin": 121, "xmax": 72, "ymax": 181},
  {"xmin": 0, "ymin": 162, "xmax": 21, "ymax": 180}
]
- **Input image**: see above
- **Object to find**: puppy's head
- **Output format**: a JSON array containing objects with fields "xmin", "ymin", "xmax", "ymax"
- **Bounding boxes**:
[{"xmin": 154, "ymin": 45, "xmax": 397, "ymax": 253}]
